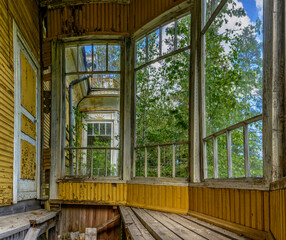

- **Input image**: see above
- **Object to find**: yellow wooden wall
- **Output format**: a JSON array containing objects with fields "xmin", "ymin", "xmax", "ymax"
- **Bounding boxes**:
[
  {"xmin": 129, "ymin": 0, "xmax": 186, "ymax": 33},
  {"xmin": 189, "ymin": 187, "xmax": 269, "ymax": 238},
  {"xmin": 0, "ymin": 0, "xmax": 14, "ymax": 206},
  {"xmin": 270, "ymin": 189, "xmax": 286, "ymax": 240},
  {"xmin": 46, "ymin": 3, "xmax": 130, "ymax": 38},
  {"xmin": 0, "ymin": 0, "xmax": 40, "ymax": 206},
  {"xmin": 58, "ymin": 182, "xmax": 128, "ymax": 205},
  {"xmin": 127, "ymin": 184, "xmax": 189, "ymax": 214}
]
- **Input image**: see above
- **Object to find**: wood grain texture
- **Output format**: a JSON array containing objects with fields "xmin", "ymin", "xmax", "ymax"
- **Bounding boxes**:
[
  {"xmin": 189, "ymin": 187, "xmax": 269, "ymax": 232},
  {"xmin": 21, "ymin": 140, "xmax": 36, "ymax": 180},
  {"xmin": 270, "ymin": 189, "xmax": 286, "ymax": 240},
  {"xmin": 59, "ymin": 205, "xmax": 121, "ymax": 240},
  {"xmin": 0, "ymin": 0, "xmax": 14, "ymax": 206},
  {"xmin": 21, "ymin": 113, "xmax": 36, "ymax": 139},
  {"xmin": 127, "ymin": 184, "xmax": 189, "ymax": 214},
  {"xmin": 59, "ymin": 182, "xmax": 127, "ymax": 205}
]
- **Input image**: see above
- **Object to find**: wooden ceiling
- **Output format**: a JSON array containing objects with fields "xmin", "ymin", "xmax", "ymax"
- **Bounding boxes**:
[{"xmin": 40, "ymin": 0, "xmax": 131, "ymax": 8}]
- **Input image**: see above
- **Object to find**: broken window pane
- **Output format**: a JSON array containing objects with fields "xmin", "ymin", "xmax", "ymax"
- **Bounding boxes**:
[
  {"xmin": 148, "ymin": 29, "xmax": 160, "ymax": 61},
  {"xmin": 108, "ymin": 44, "xmax": 121, "ymax": 71},
  {"xmin": 93, "ymin": 44, "xmax": 106, "ymax": 71},
  {"xmin": 78, "ymin": 45, "xmax": 92, "ymax": 72},
  {"xmin": 136, "ymin": 37, "xmax": 147, "ymax": 68},
  {"xmin": 217, "ymin": 134, "xmax": 227, "ymax": 178},
  {"xmin": 231, "ymin": 127, "xmax": 245, "ymax": 178},
  {"xmin": 162, "ymin": 21, "xmax": 175, "ymax": 55},
  {"xmin": 206, "ymin": 138, "xmax": 214, "ymax": 178},
  {"xmin": 65, "ymin": 46, "xmax": 77, "ymax": 73},
  {"xmin": 177, "ymin": 15, "xmax": 191, "ymax": 49}
]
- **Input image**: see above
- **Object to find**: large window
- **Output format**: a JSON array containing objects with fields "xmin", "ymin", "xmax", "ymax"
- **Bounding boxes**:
[
  {"xmin": 64, "ymin": 42, "xmax": 121, "ymax": 177},
  {"xmin": 203, "ymin": 0, "xmax": 263, "ymax": 179},
  {"xmin": 134, "ymin": 14, "xmax": 191, "ymax": 178}
]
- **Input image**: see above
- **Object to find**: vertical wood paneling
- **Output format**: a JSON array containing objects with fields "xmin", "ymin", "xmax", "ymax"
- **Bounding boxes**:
[
  {"xmin": 270, "ymin": 189, "xmax": 286, "ymax": 240},
  {"xmin": 47, "ymin": 3, "xmax": 129, "ymax": 38},
  {"xmin": 59, "ymin": 182, "xmax": 127, "ymax": 205},
  {"xmin": 189, "ymin": 187, "xmax": 270, "ymax": 232},
  {"xmin": 127, "ymin": 184, "xmax": 189, "ymax": 214},
  {"xmin": 60, "ymin": 205, "xmax": 121, "ymax": 240}
]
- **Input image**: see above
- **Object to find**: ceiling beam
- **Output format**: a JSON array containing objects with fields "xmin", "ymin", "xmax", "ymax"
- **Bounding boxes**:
[{"xmin": 40, "ymin": 0, "xmax": 131, "ymax": 8}]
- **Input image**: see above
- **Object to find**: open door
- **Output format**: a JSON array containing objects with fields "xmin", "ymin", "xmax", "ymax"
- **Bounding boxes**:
[{"xmin": 13, "ymin": 23, "xmax": 41, "ymax": 203}]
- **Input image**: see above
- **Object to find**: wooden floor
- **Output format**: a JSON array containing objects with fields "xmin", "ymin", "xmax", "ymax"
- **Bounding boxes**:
[
  {"xmin": 0, "ymin": 209, "xmax": 58, "ymax": 240},
  {"xmin": 120, "ymin": 206, "xmax": 249, "ymax": 240}
]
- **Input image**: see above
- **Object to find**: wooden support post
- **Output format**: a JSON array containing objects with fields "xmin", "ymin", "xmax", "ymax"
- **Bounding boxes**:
[
  {"xmin": 76, "ymin": 149, "xmax": 79, "ymax": 176},
  {"xmin": 243, "ymin": 124, "xmax": 250, "ymax": 177},
  {"xmin": 144, "ymin": 147, "xmax": 147, "ymax": 177},
  {"xmin": 157, "ymin": 145, "xmax": 161, "ymax": 178},
  {"xmin": 90, "ymin": 149, "xmax": 93, "ymax": 177},
  {"xmin": 105, "ymin": 148, "xmax": 108, "ymax": 177},
  {"xmin": 172, "ymin": 144, "xmax": 176, "ymax": 178},
  {"xmin": 133, "ymin": 149, "xmax": 136, "ymax": 177},
  {"xmin": 213, "ymin": 136, "xmax": 218, "ymax": 178},
  {"xmin": 226, "ymin": 130, "xmax": 232, "ymax": 178}
]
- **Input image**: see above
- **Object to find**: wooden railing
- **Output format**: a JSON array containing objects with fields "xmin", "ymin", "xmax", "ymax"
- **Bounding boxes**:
[
  {"xmin": 64, "ymin": 147, "xmax": 120, "ymax": 178},
  {"xmin": 203, "ymin": 114, "xmax": 263, "ymax": 179},
  {"xmin": 133, "ymin": 142, "xmax": 189, "ymax": 178}
]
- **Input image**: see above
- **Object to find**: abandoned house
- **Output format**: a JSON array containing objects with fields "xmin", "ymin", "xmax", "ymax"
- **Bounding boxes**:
[{"xmin": 0, "ymin": 0, "xmax": 286, "ymax": 239}]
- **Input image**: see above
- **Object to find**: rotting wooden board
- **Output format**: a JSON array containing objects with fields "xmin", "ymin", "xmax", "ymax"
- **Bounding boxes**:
[
  {"xmin": 179, "ymin": 214, "xmax": 248, "ymax": 240},
  {"xmin": 0, "ymin": 209, "xmax": 58, "ymax": 239},
  {"xmin": 23, "ymin": 227, "xmax": 40, "ymax": 240},
  {"xmin": 161, "ymin": 212, "xmax": 231, "ymax": 240},
  {"xmin": 119, "ymin": 206, "xmax": 155, "ymax": 240},
  {"xmin": 132, "ymin": 207, "xmax": 181, "ymax": 240},
  {"xmin": 145, "ymin": 209, "xmax": 205, "ymax": 240}
]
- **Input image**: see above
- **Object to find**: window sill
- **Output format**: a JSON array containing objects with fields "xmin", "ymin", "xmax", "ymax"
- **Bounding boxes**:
[
  {"xmin": 189, "ymin": 177, "xmax": 269, "ymax": 190},
  {"xmin": 57, "ymin": 177, "xmax": 126, "ymax": 184},
  {"xmin": 128, "ymin": 177, "xmax": 189, "ymax": 186}
]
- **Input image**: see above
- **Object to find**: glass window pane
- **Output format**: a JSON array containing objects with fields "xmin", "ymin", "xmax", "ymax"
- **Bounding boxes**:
[
  {"xmin": 217, "ymin": 134, "xmax": 227, "ymax": 178},
  {"xmin": 160, "ymin": 145, "xmax": 172, "ymax": 177},
  {"xmin": 94, "ymin": 123, "xmax": 99, "ymax": 135},
  {"xmin": 78, "ymin": 45, "xmax": 92, "ymax": 72},
  {"xmin": 108, "ymin": 44, "xmax": 121, "ymax": 71},
  {"xmin": 231, "ymin": 127, "xmax": 245, "ymax": 178},
  {"xmin": 148, "ymin": 29, "xmax": 160, "ymax": 61},
  {"xmin": 106, "ymin": 123, "xmax": 111, "ymax": 136},
  {"xmin": 65, "ymin": 46, "xmax": 77, "ymax": 73},
  {"xmin": 136, "ymin": 37, "xmax": 146, "ymax": 68},
  {"xmin": 177, "ymin": 15, "xmax": 191, "ymax": 49},
  {"xmin": 205, "ymin": 0, "xmax": 221, "ymax": 25},
  {"xmin": 136, "ymin": 50, "xmax": 190, "ymax": 147},
  {"xmin": 100, "ymin": 123, "xmax": 105, "ymax": 135},
  {"xmin": 135, "ymin": 148, "xmax": 145, "ymax": 177},
  {"xmin": 90, "ymin": 74, "xmax": 120, "ymax": 89},
  {"xmin": 93, "ymin": 44, "xmax": 106, "ymax": 71},
  {"xmin": 205, "ymin": 0, "xmax": 263, "ymax": 136},
  {"xmin": 175, "ymin": 144, "xmax": 188, "ymax": 178},
  {"xmin": 206, "ymin": 139, "xmax": 214, "ymax": 178},
  {"xmin": 87, "ymin": 123, "xmax": 93, "ymax": 135},
  {"xmin": 162, "ymin": 21, "xmax": 175, "ymax": 55},
  {"xmin": 249, "ymin": 120, "xmax": 263, "ymax": 177},
  {"xmin": 147, "ymin": 147, "xmax": 157, "ymax": 177}
]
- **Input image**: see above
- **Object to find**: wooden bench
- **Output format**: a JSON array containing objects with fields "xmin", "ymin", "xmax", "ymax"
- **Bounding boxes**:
[
  {"xmin": 120, "ymin": 206, "xmax": 249, "ymax": 240},
  {"xmin": 0, "ymin": 209, "xmax": 59, "ymax": 240}
]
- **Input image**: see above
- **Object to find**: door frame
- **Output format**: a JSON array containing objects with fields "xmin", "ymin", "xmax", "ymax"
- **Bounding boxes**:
[{"xmin": 13, "ymin": 22, "xmax": 41, "ymax": 203}]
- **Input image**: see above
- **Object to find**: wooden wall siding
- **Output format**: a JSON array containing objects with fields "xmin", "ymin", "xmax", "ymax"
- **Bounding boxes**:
[
  {"xmin": 59, "ymin": 205, "xmax": 121, "ymax": 240},
  {"xmin": 8, "ymin": 0, "xmax": 40, "ymax": 61},
  {"xmin": 46, "ymin": 3, "xmax": 130, "ymax": 38},
  {"xmin": 129, "ymin": 0, "xmax": 186, "ymax": 33},
  {"xmin": 270, "ymin": 189, "xmax": 286, "ymax": 240},
  {"xmin": 189, "ymin": 187, "xmax": 269, "ymax": 232},
  {"xmin": 0, "ymin": 0, "xmax": 14, "ymax": 206},
  {"xmin": 58, "ymin": 182, "xmax": 128, "ymax": 204},
  {"xmin": 127, "ymin": 184, "xmax": 189, "ymax": 214}
]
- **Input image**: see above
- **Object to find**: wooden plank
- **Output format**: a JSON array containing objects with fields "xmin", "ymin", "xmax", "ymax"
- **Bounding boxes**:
[
  {"xmin": 180, "ymin": 214, "xmax": 248, "ymax": 240},
  {"xmin": 132, "ymin": 207, "xmax": 181, "ymax": 240},
  {"xmin": 24, "ymin": 227, "xmax": 40, "ymax": 240},
  {"xmin": 146, "ymin": 209, "xmax": 205, "ymax": 240},
  {"xmin": 161, "ymin": 212, "xmax": 229, "ymax": 240},
  {"xmin": 85, "ymin": 228, "xmax": 97, "ymax": 240}
]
